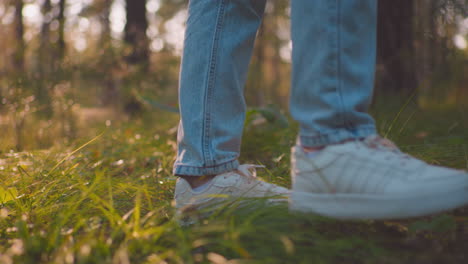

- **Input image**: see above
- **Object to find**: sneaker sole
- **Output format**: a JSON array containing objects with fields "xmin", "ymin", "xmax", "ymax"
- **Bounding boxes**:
[
  {"xmin": 290, "ymin": 186, "xmax": 468, "ymax": 219},
  {"xmin": 176, "ymin": 196, "xmax": 289, "ymax": 225}
]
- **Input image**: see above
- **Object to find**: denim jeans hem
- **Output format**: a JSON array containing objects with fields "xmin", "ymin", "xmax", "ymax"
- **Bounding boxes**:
[
  {"xmin": 299, "ymin": 126, "xmax": 376, "ymax": 148},
  {"xmin": 173, "ymin": 159, "xmax": 240, "ymax": 176}
]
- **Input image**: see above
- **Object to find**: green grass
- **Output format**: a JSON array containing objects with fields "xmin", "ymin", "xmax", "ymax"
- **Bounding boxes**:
[{"xmin": 0, "ymin": 102, "xmax": 467, "ymax": 264}]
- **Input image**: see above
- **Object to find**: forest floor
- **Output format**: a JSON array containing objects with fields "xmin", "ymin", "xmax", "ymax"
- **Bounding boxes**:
[{"xmin": 0, "ymin": 101, "xmax": 467, "ymax": 264}]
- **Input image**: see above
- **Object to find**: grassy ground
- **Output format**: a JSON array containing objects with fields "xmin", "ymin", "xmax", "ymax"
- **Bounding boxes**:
[{"xmin": 0, "ymin": 101, "xmax": 467, "ymax": 264}]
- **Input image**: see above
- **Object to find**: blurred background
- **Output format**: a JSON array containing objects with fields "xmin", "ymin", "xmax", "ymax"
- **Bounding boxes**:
[{"xmin": 0, "ymin": 0, "xmax": 467, "ymax": 152}]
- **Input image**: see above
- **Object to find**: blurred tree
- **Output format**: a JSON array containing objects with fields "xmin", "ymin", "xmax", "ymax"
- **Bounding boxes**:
[
  {"xmin": 99, "ymin": 0, "xmax": 120, "ymax": 106},
  {"xmin": 269, "ymin": 1, "xmax": 289, "ymax": 106},
  {"xmin": 124, "ymin": 0, "xmax": 149, "ymax": 67},
  {"xmin": 37, "ymin": 0, "xmax": 53, "ymax": 117},
  {"xmin": 0, "ymin": 0, "xmax": 466, "ymax": 150},
  {"xmin": 246, "ymin": 1, "xmax": 290, "ymax": 108},
  {"xmin": 377, "ymin": 0, "xmax": 417, "ymax": 95},
  {"xmin": 12, "ymin": 0, "xmax": 25, "ymax": 72},
  {"xmin": 77, "ymin": 0, "xmax": 119, "ymax": 105},
  {"xmin": 376, "ymin": 0, "xmax": 467, "ymax": 100},
  {"xmin": 100, "ymin": 0, "xmax": 113, "ymax": 47},
  {"xmin": 414, "ymin": 0, "xmax": 434, "ymax": 94},
  {"xmin": 250, "ymin": 20, "xmax": 267, "ymax": 106},
  {"xmin": 39, "ymin": 0, "xmax": 52, "ymax": 73},
  {"xmin": 57, "ymin": 0, "xmax": 66, "ymax": 61}
]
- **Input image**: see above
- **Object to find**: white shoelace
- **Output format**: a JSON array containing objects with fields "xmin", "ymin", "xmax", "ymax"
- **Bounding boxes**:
[{"xmin": 362, "ymin": 135, "xmax": 413, "ymax": 165}]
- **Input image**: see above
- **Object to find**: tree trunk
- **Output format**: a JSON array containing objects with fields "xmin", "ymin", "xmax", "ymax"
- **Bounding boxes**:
[
  {"xmin": 124, "ymin": 0, "xmax": 149, "ymax": 66},
  {"xmin": 101, "ymin": 0, "xmax": 113, "ymax": 46},
  {"xmin": 376, "ymin": 0, "xmax": 417, "ymax": 95},
  {"xmin": 13, "ymin": 0, "xmax": 25, "ymax": 72},
  {"xmin": 413, "ymin": 0, "xmax": 437, "ymax": 96},
  {"xmin": 37, "ymin": 0, "xmax": 53, "ymax": 117},
  {"xmin": 100, "ymin": 0, "xmax": 119, "ymax": 106},
  {"xmin": 39, "ymin": 0, "xmax": 52, "ymax": 74},
  {"xmin": 270, "ymin": 2, "xmax": 285, "ymax": 107},
  {"xmin": 251, "ymin": 21, "xmax": 266, "ymax": 106},
  {"xmin": 57, "ymin": 0, "xmax": 66, "ymax": 62}
]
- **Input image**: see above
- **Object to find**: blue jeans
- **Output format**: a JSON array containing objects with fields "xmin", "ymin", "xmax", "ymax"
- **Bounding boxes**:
[{"xmin": 174, "ymin": 0, "xmax": 377, "ymax": 176}]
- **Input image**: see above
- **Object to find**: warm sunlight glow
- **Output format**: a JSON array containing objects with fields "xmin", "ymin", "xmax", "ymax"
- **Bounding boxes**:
[
  {"xmin": 78, "ymin": 17, "xmax": 90, "ymax": 33},
  {"xmin": 74, "ymin": 36, "xmax": 87, "ymax": 52},
  {"xmin": 110, "ymin": 0, "xmax": 126, "ymax": 39},
  {"xmin": 150, "ymin": 38, "xmax": 164, "ymax": 52},
  {"xmin": 454, "ymin": 17, "xmax": 468, "ymax": 50},
  {"xmin": 146, "ymin": 0, "xmax": 161, "ymax": 13},
  {"xmin": 163, "ymin": 9, "xmax": 187, "ymax": 55},
  {"xmin": 454, "ymin": 34, "xmax": 467, "ymax": 49},
  {"xmin": 1, "ymin": 5, "xmax": 14, "ymax": 25},
  {"xmin": 22, "ymin": 3, "xmax": 42, "ymax": 25}
]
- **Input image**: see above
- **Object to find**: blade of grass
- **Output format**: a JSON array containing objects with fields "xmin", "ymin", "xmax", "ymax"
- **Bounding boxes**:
[
  {"xmin": 48, "ymin": 131, "xmax": 105, "ymax": 175},
  {"xmin": 384, "ymin": 92, "xmax": 416, "ymax": 139}
]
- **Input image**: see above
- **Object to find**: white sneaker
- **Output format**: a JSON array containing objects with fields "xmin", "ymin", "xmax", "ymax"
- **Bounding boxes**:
[
  {"xmin": 174, "ymin": 164, "xmax": 289, "ymax": 221},
  {"xmin": 290, "ymin": 135, "xmax": 468, "ymax": 219}
]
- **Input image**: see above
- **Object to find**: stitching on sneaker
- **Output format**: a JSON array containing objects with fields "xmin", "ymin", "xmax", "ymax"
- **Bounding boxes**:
[{"xmin": 297, "ymin": 152, "xmax": 337, "ymax": 194}]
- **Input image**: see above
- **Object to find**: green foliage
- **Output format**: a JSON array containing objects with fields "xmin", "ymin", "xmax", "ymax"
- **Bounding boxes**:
[
  {"xmin": 0, "ymin": 103, "xmax": 467, "ymax": 263},
  {"xmin": 245, "ymin": 105, "xmax": 289, "ymax": 129},
  {"xmin": 0, "ymin": 1, "xmax": 466, "ymax": 261},
  {"xmin": 0, "ymin": 187, "xmax": 18, "ymax": 204},
  {"xmin": 409, "ymin": 215, "xmax": 457, "ymax": 234}
]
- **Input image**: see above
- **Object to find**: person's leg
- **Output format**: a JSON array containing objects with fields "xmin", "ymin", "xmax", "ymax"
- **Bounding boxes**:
[
  {"xmin": 289, "ymin": 0, "xmax": 468, "ymax": 219},
  {"xmin": 173, "ymin": 1, "xmax": 288, "ymax": 222},
  {"xmin": 174, "ymin": 0, "xmax": 267, "ymax": 176},
  {"xmin": 290, "ymin": 0, "xmax": 377, "ymax": 147}
]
